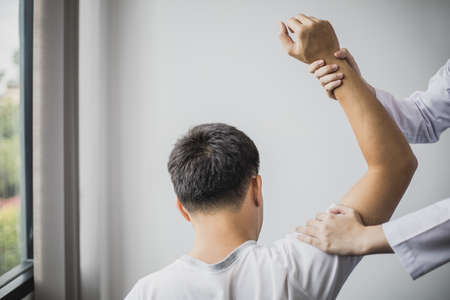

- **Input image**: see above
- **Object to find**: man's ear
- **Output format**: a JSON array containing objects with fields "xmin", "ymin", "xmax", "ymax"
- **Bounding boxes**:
[
  {"xmin": 252, "ymin": 175, "xmax": 263, "ymax": 207},
  {"xmin": 176, "ymin": 198, "xmax": 191, "ymax": 222}
]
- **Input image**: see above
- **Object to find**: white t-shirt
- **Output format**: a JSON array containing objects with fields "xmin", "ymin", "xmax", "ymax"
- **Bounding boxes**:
[{"xmin": 125, "ymin": 233, "xmax": 361, "ymax": 300}]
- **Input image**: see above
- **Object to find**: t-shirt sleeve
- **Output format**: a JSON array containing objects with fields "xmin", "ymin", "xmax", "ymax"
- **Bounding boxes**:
[{"xmin": 273, "ymin": 233, "xmax": 362, "ymax": 300}]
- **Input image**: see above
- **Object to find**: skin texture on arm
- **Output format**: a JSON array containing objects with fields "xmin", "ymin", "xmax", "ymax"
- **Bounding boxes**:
[{"xmin": 279, "ymin": 15, "xmax": 417, "ymax": 225}]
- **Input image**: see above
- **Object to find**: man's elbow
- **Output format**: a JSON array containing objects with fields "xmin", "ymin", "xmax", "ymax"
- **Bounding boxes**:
[
  {"xmin": 374, "ymin": 151, "xmax": 418, "ymax": 180},
  {"xmin": 405, "ymin": 152, "xmax": 418, "ymax": 175},
  {"xmin": 396, "ymin": 152, "xmax": 418, "ymax": 180}
]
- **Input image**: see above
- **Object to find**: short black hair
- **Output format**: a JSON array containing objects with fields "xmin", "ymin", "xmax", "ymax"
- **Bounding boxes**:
[{"xmin": 168, "ymin": 123, "xmax": 260, "ymax": 212}]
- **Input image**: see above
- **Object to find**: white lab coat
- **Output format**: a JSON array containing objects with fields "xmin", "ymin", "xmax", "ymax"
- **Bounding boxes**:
[
  {"xmin": 382, "ymin": 199, "xmax": 450, "ymax": 279},
  {"xmin": 375, "ymin": 58, "xmax": 450, "ymax": 279},
  {"xmin": 375, "ymin": 59, "xmax": 450, "ymax": 144}
]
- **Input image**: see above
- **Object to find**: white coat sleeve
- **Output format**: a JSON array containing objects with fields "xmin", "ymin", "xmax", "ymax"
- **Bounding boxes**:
[
  {"xmin": 382, "ymin": 198, "xmax": 450, "ymax": 279},
  {"xmin": 375, "ymin": 59, "xmax": 450, "ymax": 144}
]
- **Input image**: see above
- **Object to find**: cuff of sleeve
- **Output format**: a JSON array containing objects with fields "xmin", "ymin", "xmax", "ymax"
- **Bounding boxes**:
[
  {"xmin": 382, "ymin": 200, "xmax": 450, "ymax": 280},
  {"xmin": 382, "ymin": 224, "xmax": 419, "ymax": 279}
]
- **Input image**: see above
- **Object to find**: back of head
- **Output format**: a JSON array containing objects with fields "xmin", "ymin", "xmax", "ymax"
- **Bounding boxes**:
[{"xmin": 168, "ymin": 123, "xmax": 260, "ymax": 213}]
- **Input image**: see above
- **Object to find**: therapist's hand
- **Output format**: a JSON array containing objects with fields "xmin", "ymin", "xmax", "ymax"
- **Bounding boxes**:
[
  {"xmin": 296, "ymin": 205, "xmax": 393, "ymax": 255},
  {"xmin": 296, "ymin": 205, "xmax": 367, "ymax": 255},
  {"xmin": 279, "ymin": 14, "xmax": 340, "ymax": 63},
  {"xmin": 308, "ymin": 48, "xmax": 375, "ymax": 99}
]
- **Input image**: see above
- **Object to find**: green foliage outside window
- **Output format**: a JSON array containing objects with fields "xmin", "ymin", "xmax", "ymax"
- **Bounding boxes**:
[
  {"xmin": 0, "ymin": 98, "xmax": 20, "ymax": 198},
  {"xmin": 0, "ymin": 202, "xmax": 20, "ymax": 275},
  {"xmin": 0, "ymin": 91, "xmax": 21, "ymax": 275}
]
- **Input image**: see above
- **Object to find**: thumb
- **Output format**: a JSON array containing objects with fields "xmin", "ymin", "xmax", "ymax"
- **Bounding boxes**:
[
  {"xmin": 335, "ymin": 48, "xmax": 361, "ymax": 76},
  {"xmin": 278, "ymin": 22, "xmax": 294, "ymax": 55},
  {"xmin": 328, "ymin": 204, "xmax": 355, "ymax": 215},
  {"xmin": 334, "ymin": 49, "xmax": 348, "ymax": 59}
]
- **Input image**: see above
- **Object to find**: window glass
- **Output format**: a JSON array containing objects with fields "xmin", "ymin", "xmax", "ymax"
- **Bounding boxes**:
[{"xmin": 0, "ymin": 0, "xmax": 21, "ymax": 276}]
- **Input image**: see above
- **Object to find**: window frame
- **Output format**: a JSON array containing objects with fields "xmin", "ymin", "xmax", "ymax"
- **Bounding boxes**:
[{"xmin": 0, "ymin": 0, "xmax": 34, "ymax": 298}]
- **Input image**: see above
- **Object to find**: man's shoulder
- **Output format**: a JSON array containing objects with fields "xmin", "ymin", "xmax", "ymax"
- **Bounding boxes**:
[
  {"xmin": 142, "ymin": 258, "xmax": 185, "ymax": 283},
  {"xmin": 267, "ymin": 233, "xmax": 325, "ymax": 256},
  {"xmin": 271, "ymin": 233, "xmax": 361, "ymax": 300},
  {"xmin": 249, "ymin": 233, "xmax": 333, "ymax": 269},
  {"xmin": 125, "ymin": 259, "xmax": 185, "ymax": 300},
  {"xmin": 266, "ymin": 233, "xmax": 361, "ymax": 271}
]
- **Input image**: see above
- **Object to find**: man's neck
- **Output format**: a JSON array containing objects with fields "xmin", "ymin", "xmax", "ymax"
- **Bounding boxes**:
[{"xmin": 189, "ymin": 212, "xmax": 256, "ymax": 264}]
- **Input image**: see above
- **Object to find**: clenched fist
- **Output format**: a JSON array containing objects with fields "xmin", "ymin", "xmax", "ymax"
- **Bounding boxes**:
[{"xmin": 279, "ymin": 14, "xmax": 340, "ymax": 64}]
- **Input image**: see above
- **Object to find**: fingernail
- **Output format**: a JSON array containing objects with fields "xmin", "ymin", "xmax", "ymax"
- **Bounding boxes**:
[
  {"xmin": 332, "ymin": 64, "xmax": 338, "ymax": 69},
  {"xmin": 337, "ymin": 73, "xmax": 343, "ymax": 78}
]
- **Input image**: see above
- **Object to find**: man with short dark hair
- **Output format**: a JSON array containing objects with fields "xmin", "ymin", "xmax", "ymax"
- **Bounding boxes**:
[
  {"xmin": 125, "ymin": 13, "xmax": 417, "ymax": 300},
  {"xmin": 168, "ymin": 123, "xmax": 260, "ymax": 214}
]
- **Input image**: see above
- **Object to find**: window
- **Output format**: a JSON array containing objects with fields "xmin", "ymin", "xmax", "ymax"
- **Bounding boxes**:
[{"xmin": 0, "ymin": 0, "xmax": 33, "ymax": 298}]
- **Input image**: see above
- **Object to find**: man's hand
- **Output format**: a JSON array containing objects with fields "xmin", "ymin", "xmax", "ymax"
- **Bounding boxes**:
[
  {"xmin": 309, "ymin": 48, "xmax": 375, "ymax": 99},
  {"xmin": 279, "ymin": 14, "xmax": 340, "ymax": 63},
  {"xmin": 296, "ymin": 205, "xmax": 393, "ymax": 255}
]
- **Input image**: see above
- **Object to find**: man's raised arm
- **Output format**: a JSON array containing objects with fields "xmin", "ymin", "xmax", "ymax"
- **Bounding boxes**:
[{"xmin": 279, "ymin": 14, "xmax": 417, "ymax": 225}]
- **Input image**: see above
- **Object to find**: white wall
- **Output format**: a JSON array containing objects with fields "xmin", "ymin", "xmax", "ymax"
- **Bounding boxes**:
[
  {"xmin": 80, "ymin": 0, "xmax": 450, "ymax": 299},
  {"xmin": 79, "ymin": 0, "xmax": 110, "ymax": 299}
]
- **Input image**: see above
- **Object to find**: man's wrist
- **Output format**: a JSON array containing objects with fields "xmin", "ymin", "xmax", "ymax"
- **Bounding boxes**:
[{"xmin": 319, "ymin": 54, "xmax": 341, "ymax": 66}]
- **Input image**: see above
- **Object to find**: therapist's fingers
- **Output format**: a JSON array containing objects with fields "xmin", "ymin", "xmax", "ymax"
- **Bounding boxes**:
[
  {"xmin": 296, "ymin": 225, "xmax": 319, "ymax": 238},
  {"xmin": 324, "ymin": 80, "xmax": 342, "ymax": 99},
  {"xmin": 315, "ymin": 212, "xmax": 329, "ymax": 221},
  {"xmin": 306, "ymin": 218, "xmax": 321, "ymax": 228},
  {"xmin": 313, "ymin": 64, "xmax": 340, "ymax": 79},
  {"xmin": 296, "ymin": 233, "xmax": 322, "ymax": 248},
  {"xmin": 320, "ymin": 73, "xmax": 344, "ymax": 86},
  {"xmin": 315, "ymin": 64, "xmax": 339, "ymax": 78},
  {"xmin": 309, "ymin": 62, "xmax": 342, "ymax": 100},
  {"xmin": 309, "ymin": 60, "xmax": 325, "ymax": 73}
]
